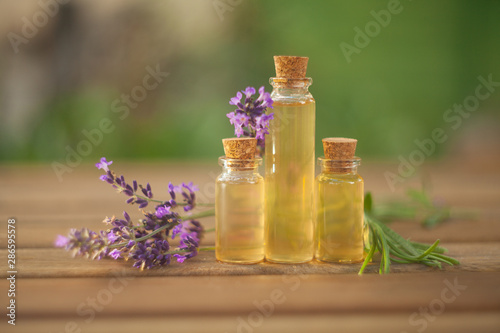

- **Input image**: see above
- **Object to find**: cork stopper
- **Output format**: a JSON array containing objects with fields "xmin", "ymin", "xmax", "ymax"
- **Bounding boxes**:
[
  {"xmin": 222, "ymin": 138, "xmax": 257, "ymax": 159},
  {"xmin": 322, "ymin": 138, "xmax": 357, "ymax": 159},
  {"xmin": 274, "ymin": 55, "xmax": 308, "ymax": 78},
  {"xmin": 322, "ymin": 138, "xmax": 358, "ymax": 173}
]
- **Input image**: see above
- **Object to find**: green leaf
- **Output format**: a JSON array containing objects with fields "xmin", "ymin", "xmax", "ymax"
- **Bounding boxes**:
[
  {"xmin": 409, "ymin": 241, "xmax": 447, "ymax": 254},
  {"xmin": 422, "ymin": 209, "xmax": 450, "ymax": 228},
  {"xmin": 364, "ymin": 192, "xmax": 373, "ymax": 213},
  {"xmin": 407, "ymin": 189, "xmax": 432, "ymax": 207},
  {"xmin": 361, "ymin": 210, "xmax": 460, "ymax": 275}
]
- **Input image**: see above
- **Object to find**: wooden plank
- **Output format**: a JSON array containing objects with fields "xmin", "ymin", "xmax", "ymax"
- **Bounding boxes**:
[
  {"xmin": 1, "ymin": 212, "xmax": 498, "ymax": 249},
  {"xmin": 2, "ymin": 272, "xmax": 499, "ymax": 317},
  {"xmin": 0, "ymin": 213, "xmax": 498, "ymax": 249},
  {"xmin": 1, "ymin": 243, "xmax": 499, "ymax": 278},
  {"xmin": 2, "ymin": 162, "xmax": 500, "ymax": 249},
  {"xmin": 5, "ymin": 313, "xmax": 500, "ymax": 333},
  {"xmin": 0, "ymin": 163, "xmax": 500, "ymax": 248},
  {"xmin": 2, "ymin": 162, "xmax": 499, "ymax": 214},
  {"xmin": 0, "ymin": 163, "xmax": 220, "ymax": 217}
]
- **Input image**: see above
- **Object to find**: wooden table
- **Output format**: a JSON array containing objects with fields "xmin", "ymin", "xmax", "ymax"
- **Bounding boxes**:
[{"xmin": 1, "ymin": 160, "xmax": 499, "ymax": 332}]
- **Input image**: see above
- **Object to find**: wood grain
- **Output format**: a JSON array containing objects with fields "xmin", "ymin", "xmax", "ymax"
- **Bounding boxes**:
[
  {"xmin": 1, "ymin": 162, "xmax": 499, "ymax": 248},
  {"xmin": 2, "ymin": 272, "xmax": 499, "ymax": 316},
  {"xmin": 1, "ymin": 243, "xmax": 499, "ymax": 279},
  {"xmin": 5, "ymin": 313, "xmax": 500, "ymax": 333},
  {"xmin": 1, "ymin": 161, "xmax": 499, "ymax": 332}
]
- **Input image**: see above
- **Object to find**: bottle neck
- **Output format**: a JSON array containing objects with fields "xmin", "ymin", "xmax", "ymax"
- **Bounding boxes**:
[
  {"xmin": 270, "ymin": 77, "xmax": 312, "ymax": 97},
  {"xmin": 219, "ymin": 156, "xmax": 262, "ymax": 174},
  {"xmin": 318, "ymin": 157, "xmax": 361, "ymax": 174}
]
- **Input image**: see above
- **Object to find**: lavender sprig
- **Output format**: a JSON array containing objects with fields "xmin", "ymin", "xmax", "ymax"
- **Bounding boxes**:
[
  {"xmin": 226, "ymin": 86, "xmax": 274, "ymax": 154},
  {"xmin": 97, "ymin": 157, "xmax": 206, "ymax": 212},
  {"xmin": 55, "ymin": 158, "xmax": 215, "ymax": 270}
]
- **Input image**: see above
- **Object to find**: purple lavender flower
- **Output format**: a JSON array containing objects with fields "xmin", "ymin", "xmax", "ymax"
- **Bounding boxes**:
[
  {"xmin": 94, "ymin": 159, "xmax": 197, "ymax": 214},
  {"xmin": 109, "ymin": 249, "xmax": 122, "ymax": 259},
  {"xmin": 255, "ymin": 126, "xmax": 270, "ymax": 140},
  {"xmin": 168, "ymin": 182, "xmax": 181, "ymax": 200},
  {"xmin": 54, "ymin": 235, "xmax": 70, "ymax": 247},
  {"xmin": 95, "ymin": 157, "xmax": 113, "ymax": 172},
  {"xmin": 130, "ymin": 239, "xmax": 171, "ymax": 270},
  {"xmin": 256, "ymin": 113, "xmax": 274, "ymax": 129},
  {"xmin": 226, "ymin": 86, "xmax": 274, "ymax": 154},
  {"xmin": 171, "ymin": 220, "xmax": 203, "ymax": 263},
  {"xmin": 242, "ymin": 86, "xmax": 256, "ymax": 97},
  {"xmin": 123, "ymin": 211, "xmax": 131, "ymax": 223},
  {"xmin": 107, "ymin": 231, "xmax": 118, "ymax": 244},
  {"xmin": 227, "ymin": 112, "xmax": 250, "ymax": 128},
  {"xmin": 59, "ymin": 158, "xmax": 207, "ymax": 269},
  {"xmin": 229, "ymin": 91, "xmax": 243, "ymax": 107},
  {"xmin": 155, "ymin": 205, "xmax": 171, "ymax": 219},
  {"xmin": 136, "ymin": 199, "xmax": 148, "ymax": 209},
  {"xmin": 255, "ymin": 86, "xmax": 273, "ymax": 109},
  {"xmin": 178, "ymin": 182, "xmax": 198, "ymax": 212},
  {"xmin": 173, "ymin": 254, "xmax": 187, "ymax": 263},
  {"xmin": 56, "ymin": 228, "xmax": 108, "ymax": 260},
  {"xmin": 171, "ymin": 223, "xmax": 183, "ymax": 239},
  {"xmin": 182, "ymin": 182, "xmax": 199, "ymax": 193}
]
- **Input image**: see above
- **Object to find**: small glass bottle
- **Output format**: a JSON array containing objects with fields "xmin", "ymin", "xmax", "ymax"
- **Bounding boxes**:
[
  {"xmin": 265, "ymin": 55, "xmax": 315, "ymax": 263},
  {"xmin": 216, "ymin": 138, "xmax": 265, "ymax": 264},
  {"xmin": 315, "ymin": 138, "xmax": 364, "ymax": 263}
]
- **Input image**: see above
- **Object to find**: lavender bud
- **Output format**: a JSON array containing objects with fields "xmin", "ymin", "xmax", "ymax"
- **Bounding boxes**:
[{"xmin": 123, "ymin": 211, "xmax": 131, "ymax": 222}]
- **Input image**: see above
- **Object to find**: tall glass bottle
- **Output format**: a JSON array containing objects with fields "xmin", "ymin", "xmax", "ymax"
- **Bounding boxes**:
[
  {"xmin": 315, "ymin": 138, "xmax": 364, "ymax": 263},
  {"xmin": 216, "ymin": 138, "xmax": 264, "ymax": 264},
  {"xmin": 265, "ymin": 56, "xmax": 315, "ymax": 263}
]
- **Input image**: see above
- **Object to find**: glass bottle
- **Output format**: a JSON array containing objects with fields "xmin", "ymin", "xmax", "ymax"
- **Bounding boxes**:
[
  {"xmin": 315, "ymin": 138, "xmax": 364, "ymax": 263},
  {"xmin": 265, "ymin": 56, "xmax": 315, "ymax": 263},
  {"xmin": 216, "ymin": 138, "xmax": 265, "ymax": 264}
]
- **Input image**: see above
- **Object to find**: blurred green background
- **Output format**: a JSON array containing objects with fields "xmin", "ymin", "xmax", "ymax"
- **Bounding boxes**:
[{"xmin": 1, "ymin": 0, "xmax": 499, "ymax": 164}]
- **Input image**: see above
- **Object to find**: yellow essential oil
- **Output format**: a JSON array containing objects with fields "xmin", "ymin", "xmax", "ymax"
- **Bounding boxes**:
[
  {"xmin": 315, "ymin": 138, "xmax": 364, "ymax": 263},
  {"xmin": 265, "ymin": 80, "xmax": 315, "ymax": 263},
  {"xmin": 216, "ymin": 138, "xmax": 264, "ymax": 264}
]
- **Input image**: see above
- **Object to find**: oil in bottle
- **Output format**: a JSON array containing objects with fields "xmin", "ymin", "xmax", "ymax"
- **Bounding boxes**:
[
  {"xmin": 265, "ymin": 55, "xmax": 315, "ymax": 263},
  {"xmin": 315, "ymin": 138, "xmax": 364, "ymax": 263},
  {"xmin": 216, "ymin": 138, "xmax": 264, "ymax": 264}
]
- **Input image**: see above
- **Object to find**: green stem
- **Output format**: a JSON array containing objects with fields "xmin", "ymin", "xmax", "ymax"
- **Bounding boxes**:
[
  {"xmin": 361, "ymin": 208, "xmax": 460, "ymax": 275},
  {"xmin": 108, "ymin": 223, "xmax": 172, "ymax": 249},
  {"xmin": 359, "ymin": 234, "xmax": 376, "ymax": 275}
]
